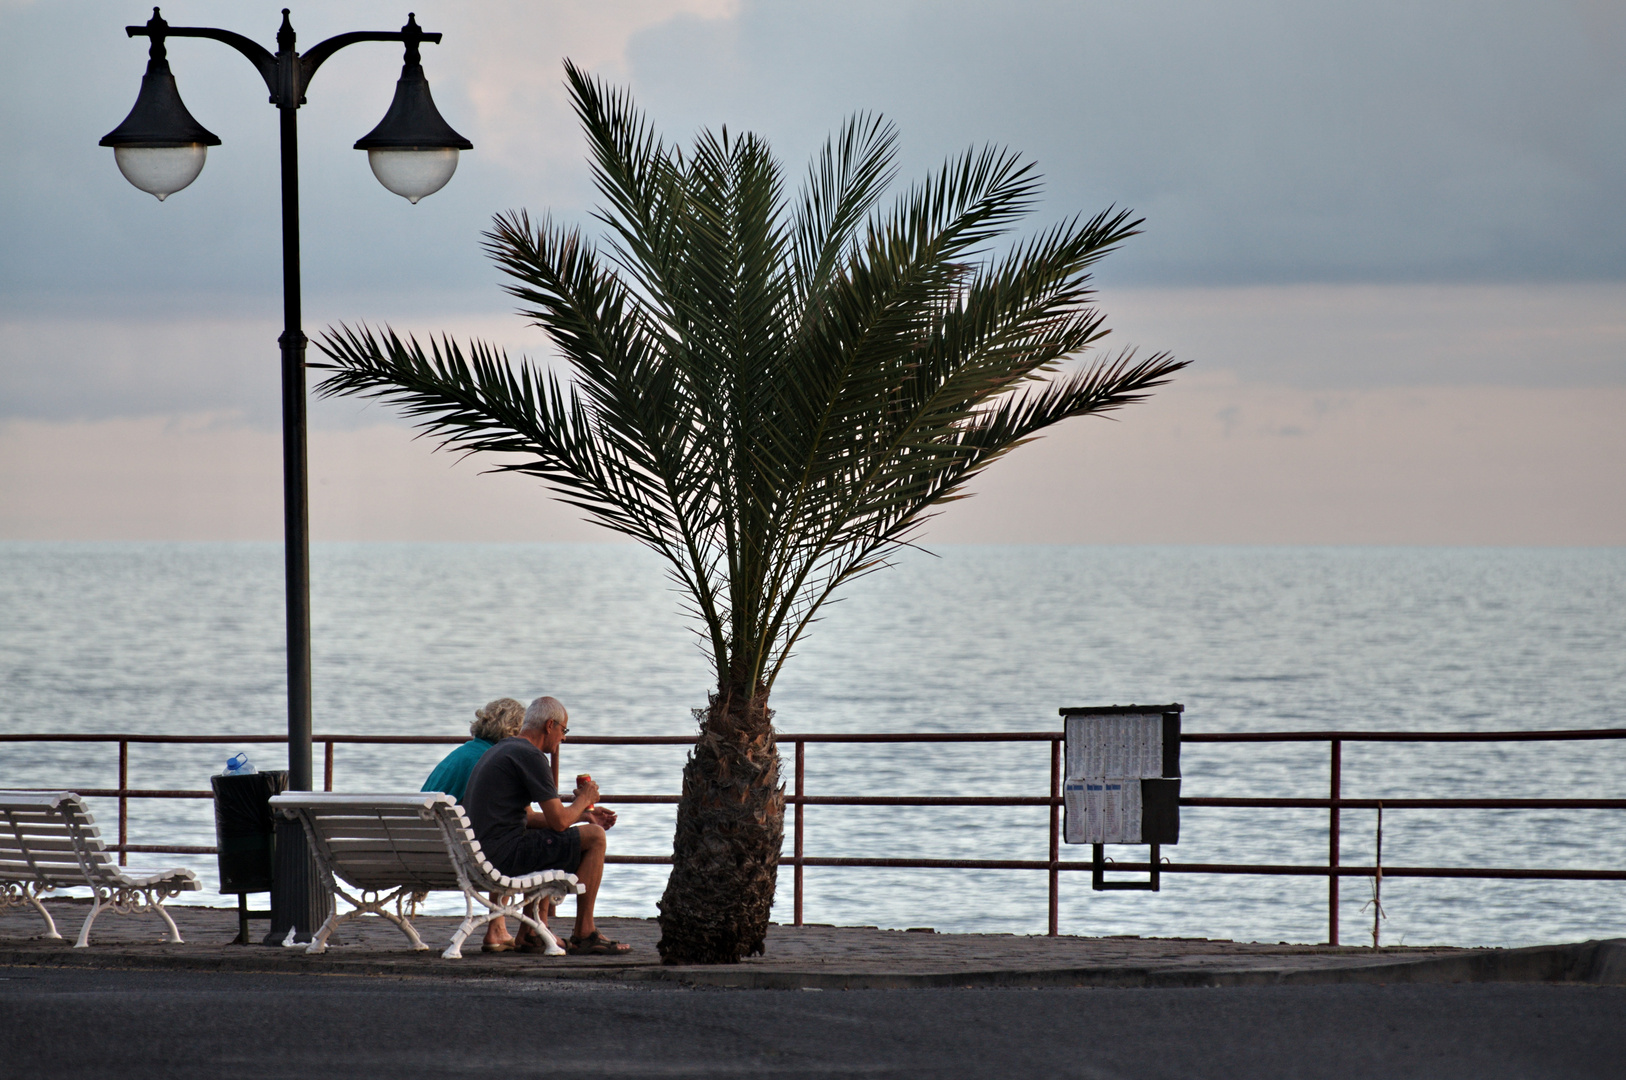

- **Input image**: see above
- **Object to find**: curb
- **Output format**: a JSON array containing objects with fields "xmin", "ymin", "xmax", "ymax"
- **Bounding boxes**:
[
  {"xmin": 2, "ymin": 939, "xmax": 1621, "ymax": 990},
  {"xmin": 624, "ymin": 939, "xmax": 1626, "ymax": 990}
]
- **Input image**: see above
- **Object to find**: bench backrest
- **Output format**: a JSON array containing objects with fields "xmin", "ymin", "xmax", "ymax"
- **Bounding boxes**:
[
  {"xmin": 0, "ymin": 791, "xmax": 119, "ymax": 888},
  {"xmin": 269, "ymin": 792, "xmax": 487, "ymax": 892}
]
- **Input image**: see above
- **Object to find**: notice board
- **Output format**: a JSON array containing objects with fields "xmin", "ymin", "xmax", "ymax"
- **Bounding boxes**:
[{"xmin": 1061, "ymin": 705, "xmax": 1182, "ymax": 845}]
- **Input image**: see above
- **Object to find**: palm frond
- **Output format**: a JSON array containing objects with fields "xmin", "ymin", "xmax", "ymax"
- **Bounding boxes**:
[{"xmin": 315, "ymin": 66, "xmax": 1185, "ymax": 696}]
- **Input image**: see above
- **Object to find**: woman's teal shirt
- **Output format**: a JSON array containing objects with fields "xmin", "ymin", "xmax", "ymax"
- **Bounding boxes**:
[{"xmin": 421, "ymin": 738, "xmax": 495, "ymax": 802}]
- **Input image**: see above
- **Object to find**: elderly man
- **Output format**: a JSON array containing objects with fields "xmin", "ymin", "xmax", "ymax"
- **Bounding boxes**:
[{"xmin": 462, "ymin": 696, "xmax": 630, "ymax": 955}]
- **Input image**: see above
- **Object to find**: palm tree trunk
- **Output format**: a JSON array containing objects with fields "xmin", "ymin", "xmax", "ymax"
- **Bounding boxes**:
[{"xmin": 656, "ymin": 680, "xmax": 784, "ymax": 963}]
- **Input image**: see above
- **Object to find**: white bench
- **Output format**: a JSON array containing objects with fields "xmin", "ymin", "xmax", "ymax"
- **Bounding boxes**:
[
  {"xmin": 269, "ymin": 792, "xmax": 583, "ymax": 959},
  {"xmin": 0, "ymin": 790, "xmax": 201, "ymax": 947}
]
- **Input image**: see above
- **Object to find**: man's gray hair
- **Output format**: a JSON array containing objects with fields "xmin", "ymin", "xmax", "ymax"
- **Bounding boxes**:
[
  {"xmin": 522, "ymin": 695, "xmax": 568, "ymax": 733},
  {"xmin": 470, "ymin": 698, "xmax": 524, "ymax": 742}
]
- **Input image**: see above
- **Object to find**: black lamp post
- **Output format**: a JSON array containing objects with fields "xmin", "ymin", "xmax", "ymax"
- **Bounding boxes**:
[{"xmin": 100, "ymin": 7, "xmax": 470, "ymax": 942}]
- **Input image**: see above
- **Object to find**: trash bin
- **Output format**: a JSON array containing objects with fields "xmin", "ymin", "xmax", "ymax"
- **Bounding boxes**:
[{"xmin": 210, "ymin": 769, "xmax": 287, "ymax": 943}]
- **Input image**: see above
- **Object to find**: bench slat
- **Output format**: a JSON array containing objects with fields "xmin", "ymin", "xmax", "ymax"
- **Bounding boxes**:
[
  {"xmin": 305, "ymin": 809, "xmax": 435, "ymax": 822},
  {"xmin": 308, "ymin": 823, "xmax": 440, "ymax": 840},
  {"xmin": 1, "ymin": 852, "xmax": 89, "ymax": 867},
  {"xmin": 0, "ymin": 836, "xmax": 99, "ymax": 853},
  {"xmin": 329, "ymin": 857, "xmax": 458, "ymax": 875},
  {"xmin": 0, "ymin": 822, "xmax": 100, "ymax": 839},
  {"xmin": 0, "ymin": 838, "xmax": 91, "ymax": 852},
  {"xmin": 2, "ymin": 868, "xmax": 85, "ymax": 882},
  {"xmin": 323, "ymin": 841, "xmax": 448, "ymax": 855},
  {"xmin": 337, "ymin": 865, "xmax": 461, "ymax": 879},
  {"xmin": 334, "ymin": 867, "xmax": 460, "ymax": 881}
]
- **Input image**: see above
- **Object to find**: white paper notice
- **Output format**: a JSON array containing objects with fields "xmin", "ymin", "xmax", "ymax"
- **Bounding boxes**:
[
  {"xmin": 1064, "ymin": 713, "xmax": 1163, "ymax": 844},
  {"xmin": 1064, "ymin": 778, "xmax": 1142, "ymax": 844},
  {"xmin": 1064, "ymin": 714, "xmax": 1164, "ymax": 781}
]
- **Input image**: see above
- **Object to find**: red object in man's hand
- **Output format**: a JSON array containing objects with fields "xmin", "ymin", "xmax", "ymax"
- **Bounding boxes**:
[{"xmin": 576, "ymin": 773, "xmax": 595, "ymax": 808}]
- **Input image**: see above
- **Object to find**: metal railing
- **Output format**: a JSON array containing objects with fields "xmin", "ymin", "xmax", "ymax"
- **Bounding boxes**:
[{"xmin": 5, "ymin": 727, "xmax": 1624, "ymax": 944}]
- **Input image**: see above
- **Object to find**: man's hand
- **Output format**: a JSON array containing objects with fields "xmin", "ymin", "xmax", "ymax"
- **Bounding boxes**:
[
  {"xmin": 585, "ymin": 805, "xmax": 617, "ymax": 829},
  {"xmin": 571, "ymin": 778, "xmax": 601, "ymax": 806}
]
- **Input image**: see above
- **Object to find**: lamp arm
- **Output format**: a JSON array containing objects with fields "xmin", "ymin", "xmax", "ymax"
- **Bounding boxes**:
[
  {"xmin": 299, "ymin": 30, "xmax": 443, "ymax": 94},
  {"xmin": 126, "ymin": 24, "xmax": 279, "ymax": 100},
  {"xmin": 124, "ymin": 11, "xmax": 446, "ymax": 107}
]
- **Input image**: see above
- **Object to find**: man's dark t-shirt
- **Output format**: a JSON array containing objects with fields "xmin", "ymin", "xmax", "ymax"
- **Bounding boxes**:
[{"xmin": 462, "ymin": 737, "xmax": 558, "ymax": 873}]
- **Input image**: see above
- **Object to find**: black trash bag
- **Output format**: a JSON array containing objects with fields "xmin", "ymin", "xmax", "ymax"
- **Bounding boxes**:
[{"xmin": 210, "ymin": 770, "xmax": 288, "ymax": 894}]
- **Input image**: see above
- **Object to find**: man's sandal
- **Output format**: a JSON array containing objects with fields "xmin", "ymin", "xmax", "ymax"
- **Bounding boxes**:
[{"xmin": 567, "ymin": 930, "xmax": 631, "ymax": 955}]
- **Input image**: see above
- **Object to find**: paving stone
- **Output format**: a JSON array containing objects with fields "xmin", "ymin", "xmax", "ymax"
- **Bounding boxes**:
[{"xmin": 1, "ymin": 900, "xmax": 1618, "ymax": 989}]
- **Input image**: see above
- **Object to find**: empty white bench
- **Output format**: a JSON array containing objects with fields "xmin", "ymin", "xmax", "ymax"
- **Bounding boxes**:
[
  {"xmin": 0, "ymin": 790, "xmax": 201, "ymax": 947},
  {"xmin": 269, "ymin": 792, "xmax": 583, "ymax": 959}
]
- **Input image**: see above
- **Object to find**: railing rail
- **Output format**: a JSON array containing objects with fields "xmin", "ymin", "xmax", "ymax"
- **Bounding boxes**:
[{"xmin": 4, "ymin": 727, "xmax": 1623, "ymax": 944}]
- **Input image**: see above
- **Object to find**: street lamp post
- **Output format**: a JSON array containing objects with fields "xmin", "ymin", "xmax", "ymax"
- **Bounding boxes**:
[{"xmin": 100, "ymin": 7, "xmax": 470, "ymax": 942}]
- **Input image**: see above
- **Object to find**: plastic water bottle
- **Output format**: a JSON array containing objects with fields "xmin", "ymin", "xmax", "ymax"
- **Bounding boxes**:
[{"xmin": 221, "ymin": 752, "xmax": 256, "ymax": 776}]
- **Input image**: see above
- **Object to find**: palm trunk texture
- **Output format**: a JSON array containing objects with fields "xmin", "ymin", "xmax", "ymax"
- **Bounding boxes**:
[{"xmin": 656, "ymin": 683, "xmax": 784, "ymax": 964}]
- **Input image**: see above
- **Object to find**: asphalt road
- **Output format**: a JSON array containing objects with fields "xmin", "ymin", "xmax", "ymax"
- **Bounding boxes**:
[{"xmin": 1, "ymin": 967, "xmax": 1621, "ymax": 1079}]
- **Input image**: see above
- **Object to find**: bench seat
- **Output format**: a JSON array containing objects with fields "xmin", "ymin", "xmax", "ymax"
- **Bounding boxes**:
[
  {"xmin": 269, "ymin": 792, "xmax": 583, "ymax": 959},
  {"xmin": 1, "ymin": 790, "xmax": 201, "ymax": 947}
]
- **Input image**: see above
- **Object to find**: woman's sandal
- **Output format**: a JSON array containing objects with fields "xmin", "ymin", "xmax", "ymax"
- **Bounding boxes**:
[
  {"xmin": 513, "ymin": 933, "xmax": 557, "ymax": 954},
  {"xmin": 567, "ymin": 930, "xmax": 631, "ymax": 955},
  {"xmin": 480, "ymin": 939, "xmax": 516, "ymax": 953}
]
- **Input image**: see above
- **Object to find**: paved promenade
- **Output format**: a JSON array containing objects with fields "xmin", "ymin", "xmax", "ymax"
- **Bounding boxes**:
[{"xmin": 2, "ymin": 900, "xmax": 1622, "ymax": 988}]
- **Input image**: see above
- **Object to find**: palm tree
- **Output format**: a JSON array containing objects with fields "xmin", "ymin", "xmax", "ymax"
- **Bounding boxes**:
[{"xmin": 313, "ymin": 63, "xmax": 1187, "ymax": 964}]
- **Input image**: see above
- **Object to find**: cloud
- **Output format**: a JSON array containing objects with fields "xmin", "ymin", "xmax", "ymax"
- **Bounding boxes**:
[
  {"xmin": 1099, "ymin": 282, "xmax": 1626, "ymax": 389},
  {"xmin": 0, "ymin": 413, "xmax": 612, "ymax": 542},
  {"xmin": 4, "ymin": 0, "xmax": 1623, "ymax": 312},
  {"xmin": 0, "ymin": 302, "xmax": 555, "ymax": 424},
  {"xmin": 0, "ymin": 0, "xmax": 740, "ymax": 305},
  {"xmin": 4, "ymin": 1, "xmax": 1622, "ymax": 545},
  {"xmin": 7, "ymin": 379, "xmax": 1622, "ymax": 544},
  {"xmin": 5, "ymin": 282, "xmax": 1620, "ymax": 427},
  {"xmin": 928, "ymin": 376, "xmax": 1626, "ymax": 546},
  {"xmin": 623, "ymin": 0, "xmax": 1626, "ymax": 285},
  {"xmin": 446, "ymin": 0, "xmax": 738, "ymax": 178}
]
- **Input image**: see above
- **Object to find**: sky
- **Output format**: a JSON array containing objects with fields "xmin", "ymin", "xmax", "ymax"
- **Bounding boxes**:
[{"xmin": 2, "ymin": 0, "xmax": 1624, "ymax": 544}]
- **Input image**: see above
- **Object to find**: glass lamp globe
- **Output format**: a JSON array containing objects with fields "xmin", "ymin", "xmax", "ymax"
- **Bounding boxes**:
[
  {"xmin": 113, "ymin": 144, "xmax": 209, "ymax": 202},
  {"xmin": 365, "ymin": 147, "xmax": 460, "ymax": 204},
  {"xmin": 354, "ymin": 18, "xmax": 472, "ymax": 207},
  {"xmin": 101, "ymin": 15, "xmax": 220, "ymax": 203}
]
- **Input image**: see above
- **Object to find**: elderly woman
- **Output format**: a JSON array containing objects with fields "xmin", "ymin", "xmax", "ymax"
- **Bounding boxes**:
[
  {"xmin": 423, "ymin": 697, "xmax": 524, "ymax": 802},
  {"xmin": 423, "ymin": 697, "xmax": 524, "ymax": 951}
]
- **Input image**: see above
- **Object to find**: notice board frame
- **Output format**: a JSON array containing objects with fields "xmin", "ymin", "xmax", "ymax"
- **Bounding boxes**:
[{"xmin": 1060, "ymin": 704, "xmax": 1183, "ymax": 891}]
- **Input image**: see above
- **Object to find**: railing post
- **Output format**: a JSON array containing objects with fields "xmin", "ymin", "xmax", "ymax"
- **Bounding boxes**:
[
  {"xmin": 323, "ymin": 740, "xmax": 334, "ymax": 792},
  {"xmin": 118, "ymin": 739, "xmax": 128, "ymax": 866},
  {"xmin": 793, "ymin": 739, "xmax": 805, "ymax": 927},
  {"xmin": 1049, "ymin": 736, "xmax": 1061, "ymax": 935},
  {"xmin": 1329, "ymin": 738, "xmax": 1341, "ymax": 946}
]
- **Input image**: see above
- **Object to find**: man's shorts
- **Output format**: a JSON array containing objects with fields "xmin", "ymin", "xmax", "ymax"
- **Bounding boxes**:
[{"xmin": 500, "ymin": 826, "xmax": 583, "ymax": 876}]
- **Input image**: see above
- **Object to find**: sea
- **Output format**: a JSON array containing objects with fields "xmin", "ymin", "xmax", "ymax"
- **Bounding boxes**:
[{"xmin": 2, "ymin": 542, "xmax": 1623, "ymax": 948}]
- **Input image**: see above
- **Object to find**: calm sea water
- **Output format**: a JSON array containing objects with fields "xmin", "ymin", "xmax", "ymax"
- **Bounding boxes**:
[{"xmin": 3, "ymin": 542, "xmax": 1623, "ymax": 947}]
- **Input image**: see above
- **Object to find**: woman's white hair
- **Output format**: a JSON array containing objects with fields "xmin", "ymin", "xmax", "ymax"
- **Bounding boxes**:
[
  {"xmin": 522, "ymin": 695, "xmax": 568, "ymax": 733},
  {"xmin": 470, "ymin": 698, "xmax": 524, "ymax": 742}
]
